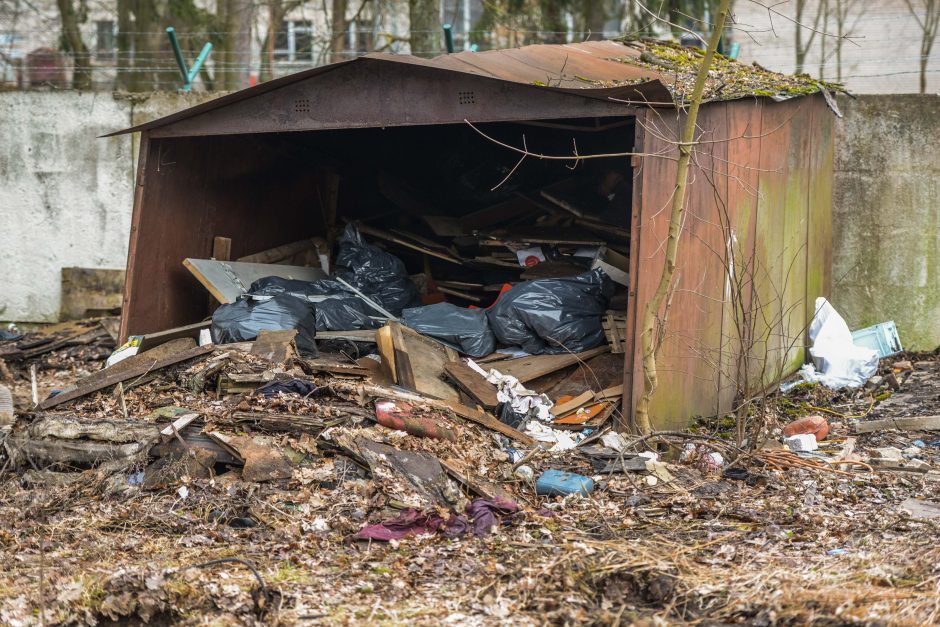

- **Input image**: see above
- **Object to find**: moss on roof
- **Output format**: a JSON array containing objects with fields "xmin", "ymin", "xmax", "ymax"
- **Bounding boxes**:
[{"xmin": 619, "ymin": 38, "xmax": 843, "ymax": 103}]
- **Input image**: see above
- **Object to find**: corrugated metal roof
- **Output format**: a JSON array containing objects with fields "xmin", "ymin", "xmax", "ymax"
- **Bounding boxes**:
[{"xmin": 106, "ymin": 41, "xmax": 670, "ymax": 137}]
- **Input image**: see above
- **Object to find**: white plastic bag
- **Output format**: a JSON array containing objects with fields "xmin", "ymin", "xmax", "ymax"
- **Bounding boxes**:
[{"xmin": 805, "ymin": 298, "xmax": 879, "ymax": 388}]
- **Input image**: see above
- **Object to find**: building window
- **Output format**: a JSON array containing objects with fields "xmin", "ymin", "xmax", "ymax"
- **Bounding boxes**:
[
  {"xmin": 96, "ymin": 20, "xmax": 115, "ymax": 61},
  {"xmin": 274, "ymin": 21, "xmax": 313, "ymax": 62},
  {"xmin": 345, "ymin": 19, "xmax": 374, "ymax": 54}
]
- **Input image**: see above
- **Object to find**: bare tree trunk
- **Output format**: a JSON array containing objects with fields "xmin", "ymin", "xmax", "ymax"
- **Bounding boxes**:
[
  {"xmin": 116, "ymin": 0, "xmax": 132, "ymax": 89},
  {"xmin": 633, "ymin": 0, "xmax": 732, "ymax": 434},
  {"xmin": 55, "ymin": 0, "xmax": 93, "ymax": 90},
  {"xmin": 409, "ymin": 0, "xmax": 440, "ymax": 57},
  {"xmin": 540, "ymin": 0, "xmax": 566, "ymax": 43},
  {"xmin": 222, "ymin": 0, "xmax": 253, "ymax": 89},
  {"xmin": 793, "ymin": 0, "xmax": 823, "ymax": 74},
  {"xmin": 331, "ymin": 0, "xmax": 348, "ymax": 62}
]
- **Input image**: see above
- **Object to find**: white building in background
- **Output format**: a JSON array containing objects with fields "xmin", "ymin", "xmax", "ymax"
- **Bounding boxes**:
[
  {"xmin": 731, "ymin": 0, "xmax": 940, "ymax": 94},
  {"xmin": 1, "ymin": 0, "xmax": 937, "ymax": 93}
]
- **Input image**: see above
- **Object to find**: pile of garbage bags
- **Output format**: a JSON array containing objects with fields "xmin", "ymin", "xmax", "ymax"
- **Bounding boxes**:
[{"xmin": 211, "ymin": 224, "xmax": 615, "ymax": 358}]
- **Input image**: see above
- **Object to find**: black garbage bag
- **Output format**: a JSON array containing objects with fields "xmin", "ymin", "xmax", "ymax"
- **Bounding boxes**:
[
  {"xmin": 211, "ymin": 294, "xmax": 318, "ymax": 356},
  {"xmin": 486, "ymin": 269, "xmax": 614, "ymax": 355},
  {"xmin": 402, "ymin": 303, "xmax": 495, "ymax": 358},
  {"xmin": 248, "ymin": 276, "xmax": 380, "ymax": 331},
  {"xmin": 333, "ymin": 224, "xmax": 421, "ymax": 316}
]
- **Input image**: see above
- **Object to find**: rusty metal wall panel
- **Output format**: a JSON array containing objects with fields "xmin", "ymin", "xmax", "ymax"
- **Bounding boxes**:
[
  {"xmin": 145, "ymin": 61, "xmax": 640, "ymax": 138},
  {"xmin": 752, "ymin": 98, "xmax": 812, "ymax": 385},
  {"xmin": 805, "ymin": 96, "xmax": 834, "ymax": 323},
  {"xmin": 629, "ymin": 105, "xmax": 731, "ymax": 430},
  {"xmin": 716, "ymin": 98, "xmax": 764, "ymax": 415},
  {"xmin": 122, "ymin": 135, "xmax": 325, "ymax": 336},
  {"xmin": 628, "ymin": 97, "xmax": 830, "ymax": 430}
]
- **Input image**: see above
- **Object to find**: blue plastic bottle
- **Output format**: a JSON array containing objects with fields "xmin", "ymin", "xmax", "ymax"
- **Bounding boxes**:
[{"xmin": 535, "ymin": 469, "xmax": 594, "ymax": 497}]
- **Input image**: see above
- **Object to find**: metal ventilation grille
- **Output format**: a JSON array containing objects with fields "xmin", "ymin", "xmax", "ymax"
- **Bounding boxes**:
[
  {"xmin": 457, "ymin": 90, "xmax": 476, "ymax": 105},
  {"xmin": 294, "ymin": 98, "xmax": 311, "ymax": 113}
]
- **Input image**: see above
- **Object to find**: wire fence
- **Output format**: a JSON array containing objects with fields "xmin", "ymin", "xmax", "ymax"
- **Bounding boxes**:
[{"xmin": 1, "ymin": 4, "xmax": 938, "ymax": 93}]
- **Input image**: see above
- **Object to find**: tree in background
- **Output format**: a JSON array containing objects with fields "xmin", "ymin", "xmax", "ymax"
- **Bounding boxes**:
[
  {"xmin": 410, "ymin": 0, "xmax": 442, "ymax": 56},
  {"xmin": 794, "ymin": 0, "xmax": 825, "ymax": 74},
  {"xmin": 904, "ymin": 0, "xmax": 940, "ymax": 93},
  {"xmin": 55, "ymin": 0, "xmax": 93, "ymax": 89}
]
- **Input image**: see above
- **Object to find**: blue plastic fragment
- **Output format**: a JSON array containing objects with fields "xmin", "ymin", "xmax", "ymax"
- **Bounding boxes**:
[
  {"xmin": 535, "ymin": 469, "xmax": 594, "ymax": 497},
  {"xmin": 913, "ymin": 440, "xmax": 926, "ymax": 448},
  {"xmin": 827, "ymin": 548, "xmax": 849, "ymax": 556}
]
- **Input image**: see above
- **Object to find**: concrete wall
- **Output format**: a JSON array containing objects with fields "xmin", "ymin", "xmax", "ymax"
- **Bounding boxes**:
[
  {"xmin": 833, "ymin": 94, "xmax": 940, "ymax": 350},
  {"xmin": 0, "ymin": 91, "xmax": 219, "ymax": 323}
]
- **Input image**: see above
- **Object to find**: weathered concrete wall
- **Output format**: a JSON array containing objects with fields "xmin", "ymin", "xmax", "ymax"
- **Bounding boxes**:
[
  {"xmin": 833, "ymin": 94, "xmax": 940, "ymax": 350},
  {"xmin": 0, "ymin": 91, "xmax": 219, "ymax": 323}
]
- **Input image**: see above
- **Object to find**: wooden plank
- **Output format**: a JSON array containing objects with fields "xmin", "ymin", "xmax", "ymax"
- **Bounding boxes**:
[
  {"xmin": 375, "ymin": 326, "xmax": 397, "ymax": 384},
  {"xmin": 183, "ymin": 259, "xmax": 328, "ymax": 304},
  {"xmin": 853, "ymin": 415, "xmax": 940, "ymax": 434},
  {"xmin": 138, "ymin": 320, "xmax": 211, "ymax": 352},
  {"xmin": 159, "ymin": 412, "xmax": 200, "ymax": 439},
  {"xmin": 441, "ymin": 399, "xmax": 535, "ymax": 445},
  {"xmin": 440, "ymin": 457, "xmax": 513, "ymax": 500},
  {"xmin": 212, "ymin": 236, "xmax": 232, "ymax": 261},
  {"xmin": 238, "ymin": 238, "xmax": 317, "ymax": 264},
  {"xmin": 37, "ymin": 344, "xmax": 215, "ymax": 410},
  {"xmin": 386, "ymin": 322, "xmax": 459, "ymax": 401},
  {"xmin": 552, "ymin": 390, "xmax": 595, "ymax": 416},
  {"xmin": 73, "ymin": 337, "xmax": 198, "ymax": 389},
  {"xmin": 316, "ymin": 329, "xmax": 379, "ymax": 342},
  {"xmin": 250, "ymin": 329, "xmax": 297, "ymax": 364},
  {"xmin": 389, "ymin": 322, "xmax": 417, "ymax": 390},
  {"xmin": 59, "ymin": 267, "xmax": 125, "ymax": 321},
  {"xmin": 488, "ymin": 345, "xmax": 610, "ymax": 383},
  {"xmin": 356, "ymin": 223, "xmax": 464, "ymax": 265},
  {"xmin": 443, "ymin": 361, "xmax": 499, "ymax": 409},
  {"xmin": 595, "ymin": 383, "xmax": 624, "ymax": 400}
]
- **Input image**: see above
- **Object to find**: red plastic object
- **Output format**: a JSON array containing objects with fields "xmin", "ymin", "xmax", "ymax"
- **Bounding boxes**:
[
  {"xmin": 782, "ymin": 415, "xmax": 829, "ymax": 441},
  {"xmin": 374, "ymin": 400, "xmax": 457, "ymax": 441}
]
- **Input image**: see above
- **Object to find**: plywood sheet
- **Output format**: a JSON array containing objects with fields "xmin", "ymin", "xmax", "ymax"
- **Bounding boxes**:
[{"xmin": 183, "ymin": 258, "xmax": 328, "ymax": 304}]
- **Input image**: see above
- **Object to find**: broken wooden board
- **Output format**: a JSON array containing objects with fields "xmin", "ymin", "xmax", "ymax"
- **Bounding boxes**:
[
  {"xmin": 227, "ymin": 411, "xmax": 348, "ymax": 433},
  {"xmin": 207, "ymin": 432, "xmax": 295, "ymax": 482},
  {"xmin": 238, "ymin": 237, "xmax": 321, "ymax": 265},
  {"xmin": 440, "ymin": 457, "xmax": 513, "ymax": 500},
  {"xmin": 183, "ymin": 258, "xmax": 327, "ymax": 304},
  {"xmin": 443, "ymin": 360, "xmax": 498, "ymax": 409},
  {"xmin": 853, "ymin": 415, "xmax": 940, "ymax": 434},
  {"xmin": 478, "ymin": 226, "xmax": 607, "ymax": 247},
  {"xmin": 143, "ymin": 448, "xmax": 217, "ymax": 490},
  {"xmin": 355, "ymin": 437, "xmax": 459, "ymax": 507},
  {"xmin": 5, "ymin": 415, "xmax": 159, "ymax": 468},
  {"xmin": 37, "ymin": 344, "xmax": 215, "ymax": 410},
  {"xmin": 2, "ymin": 319, "xmax": 112, "ymax": 362},
  {"xmin": 300, "ymin": 358, "xmax": 371, "ymax": 378},
  {"xmin": 250, "ymin": 329, "xmax": 297, "ymax": 364},
  {"xmin": 603, "ymin": 312, "xmax": 628, "ymax": 354},
  {"xmin": 552, "ymin": 390, "xmax": 595, "ymax": 416},
  {"xmin": 378, "ymin": 322, "xmax": 459, "ymax": 402},
  {"xmin": 554, "ymin": 401, "xmax": 612, "ymax": 426},
  {"xmin": 316, "ymin": 329, "xmax": 378, "ymax": 343},
  {"xmin": 487, "ymin": 345, "xmax": 610, "ymax": 383},
  {"xmin": 441, "ymin": 400, "xmax": 535, "ymax": 445},
  {"xmin": 76, "ymin": 337, "xmax": 198, "ymax": 391},
  {"xmin": 138, "ymin": 320, "xmax": 211, "ymax": 352},
  {"xmin": 59, "ymin": 267, "xmax": 125, "ymax": 320},
  {"xmin": 356, "ymin": 223, "xmax": 464, "ymax": 266}
]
